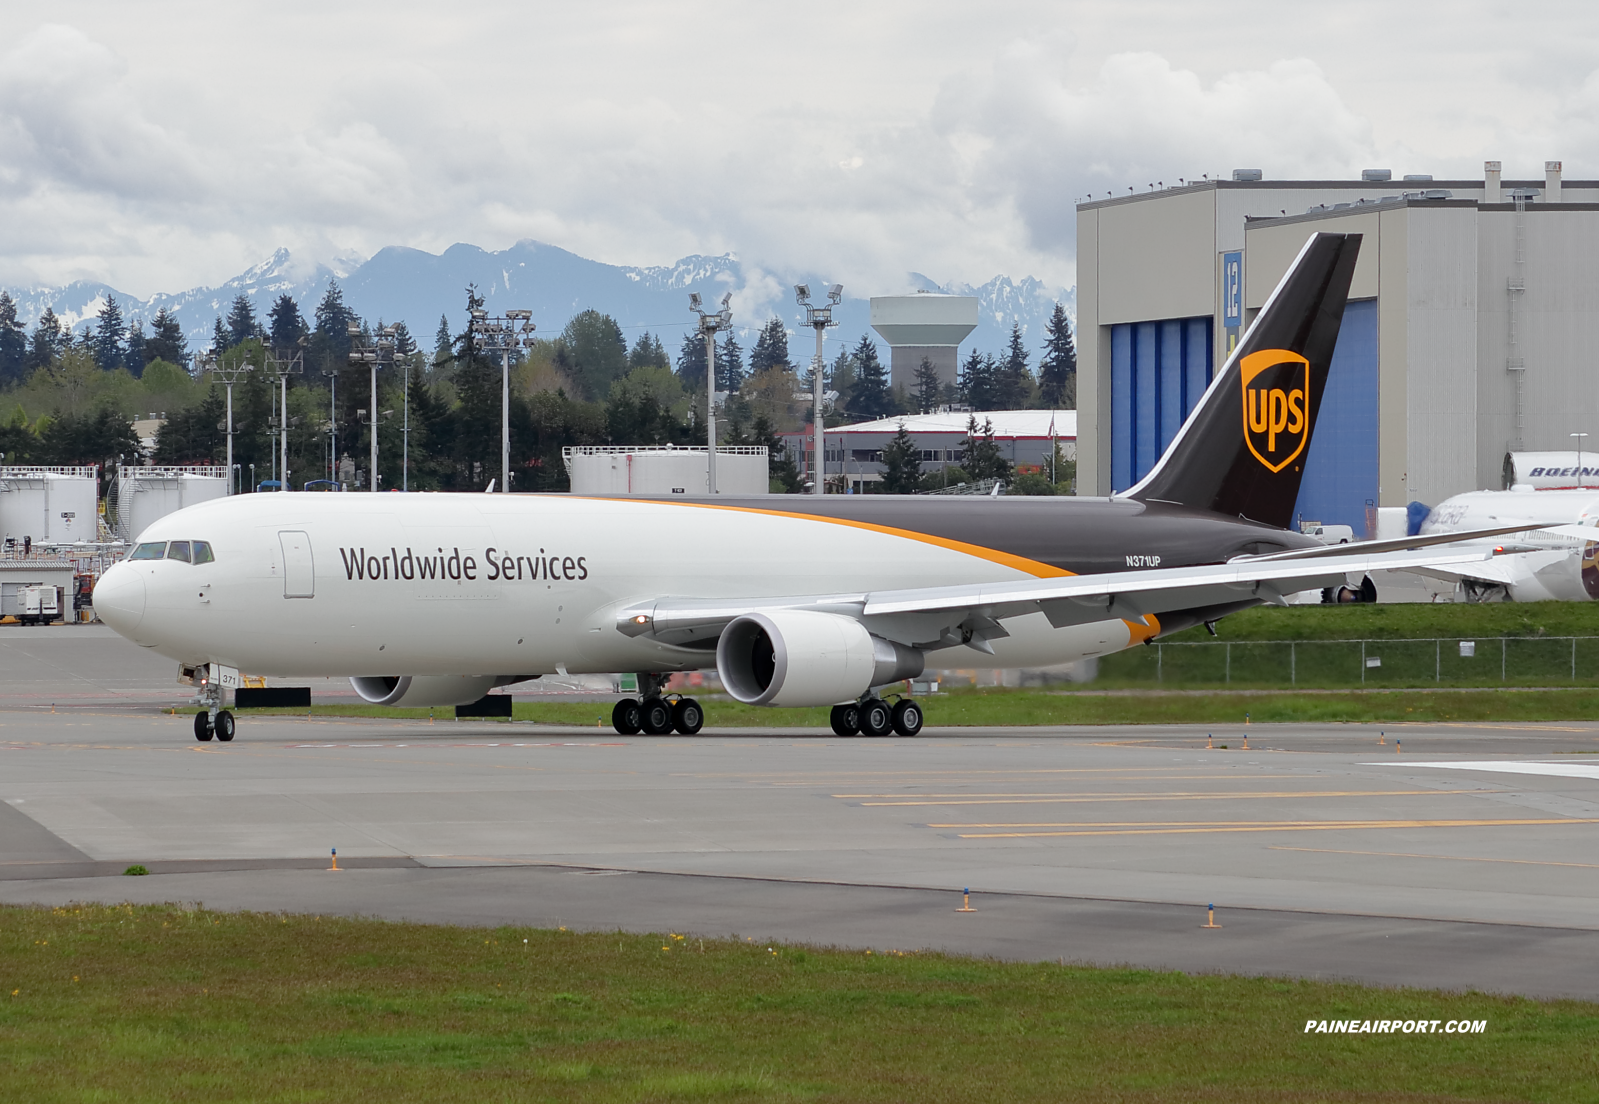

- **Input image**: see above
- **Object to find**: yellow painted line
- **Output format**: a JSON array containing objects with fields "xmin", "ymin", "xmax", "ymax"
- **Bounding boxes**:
[
  {"xmin": 859, "ymin": 789, "xmax": 1490, "ymax": 807},
  {"xmin": 954, "ymin": 818, "xmax": 1599, "ymax": 838},
  {"xmin": 1268, "ymin": 845, "xmax": 1599, "ymax": 869}
]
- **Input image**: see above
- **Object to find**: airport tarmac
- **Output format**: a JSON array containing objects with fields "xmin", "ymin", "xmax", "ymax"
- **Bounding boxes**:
[{"xmin": 6, "ymin": 624, "xmax": 1599, "ymax": 999}]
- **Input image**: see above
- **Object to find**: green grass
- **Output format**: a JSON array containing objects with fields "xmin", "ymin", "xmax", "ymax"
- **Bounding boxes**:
[
  {"xmin": 232, "ymin": 686, "xmax": 1599, "ymax": 728},
  {"xmin": 2, "ymin": 903, "xmax": 1594, "ymax": 1102}
]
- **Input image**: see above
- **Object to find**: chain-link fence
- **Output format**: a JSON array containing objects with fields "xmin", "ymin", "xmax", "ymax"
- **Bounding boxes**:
[{"xmin": 1095, "ymin": 637, "xmax": 1599, "ymax": 688}]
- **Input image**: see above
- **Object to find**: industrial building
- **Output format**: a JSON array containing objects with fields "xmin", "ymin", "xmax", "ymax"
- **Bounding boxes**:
[
  {"xmin": 562, "ymin": 446, "xmax": 769, "ymax": 495},
  {"xmin": 1076, "ymin": 162, "xmax": 1599, "ymax": 531},
  {"xmin": 869, "ymin": 294, "xmax": 979, "ymax": 392},
  {"xmin": 0, "ymin": 466, "xmax": 100, "ymax": 547},
  {"xmin": 114, "ymin": 466, "xmax": 229, "ymax": 543},
  {"xmin": 782, "ymin": 409, "xmax": 1076, "ymax": 493}
]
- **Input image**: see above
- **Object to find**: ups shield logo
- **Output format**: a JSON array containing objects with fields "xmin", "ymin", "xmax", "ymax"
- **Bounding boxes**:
[{"xmin": 1240, "ymin": 349, "xmax": 1310, "ymax": 473}]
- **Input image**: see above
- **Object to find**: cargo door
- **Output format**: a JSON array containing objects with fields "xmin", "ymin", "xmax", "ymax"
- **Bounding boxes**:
[{"xmin": 278, "ymin": 531, "xmax": 315, "ymax": 598}]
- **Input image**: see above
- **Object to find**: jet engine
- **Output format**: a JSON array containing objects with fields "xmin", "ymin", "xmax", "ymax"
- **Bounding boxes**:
[
  {"xmin": 716, "ymin": 610, "xmax": 923, "ymax": 707},
  {"xmin": 349, "ymin": 675, "xmax": 525, "ymax": 708}
]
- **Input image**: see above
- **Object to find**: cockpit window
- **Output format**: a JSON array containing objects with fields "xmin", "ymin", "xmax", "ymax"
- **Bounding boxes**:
[
  {"xmin": 191, "ymin": 541, "xmax": 215, "ymax": 564},
  {"xmin": 130, "ymin": 542, "xmax": 166, "ymax": 561},
  {"xmin": 166, "ymin": 541, "xmax": 192, "ymax": 563}
]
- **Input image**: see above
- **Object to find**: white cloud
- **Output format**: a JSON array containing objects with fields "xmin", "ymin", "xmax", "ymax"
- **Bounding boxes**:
[{"xmin": 1, "ymin": 2, "xmax": 1598, "ymax": 299}]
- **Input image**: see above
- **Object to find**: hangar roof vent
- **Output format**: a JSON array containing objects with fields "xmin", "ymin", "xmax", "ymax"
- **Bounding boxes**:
[
  {"xmin": 1361, "ymin": 169, "xmax": 1392, "ymax": 181},
  {"xmin": 1231, "ymin": 168, "xmax": 1263, "ymax": 181},
  {"xmin": 1404, "ymin": 174, "xmax": 1433, "ymax": 182}
]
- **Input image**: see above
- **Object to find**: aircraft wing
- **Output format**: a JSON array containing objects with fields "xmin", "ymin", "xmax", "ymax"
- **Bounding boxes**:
[{"xmin": 618, "ymin": 545, "xmax": 1497, "ymax": 650}]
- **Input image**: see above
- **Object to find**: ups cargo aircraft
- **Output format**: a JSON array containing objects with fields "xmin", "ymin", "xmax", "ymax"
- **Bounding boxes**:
[{"xmin": 93, "ymin": 232, "xmax": 1532, "ymax": 742}]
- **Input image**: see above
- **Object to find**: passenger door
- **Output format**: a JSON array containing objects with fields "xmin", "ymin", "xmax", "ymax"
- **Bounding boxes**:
[{"xmin": 278, "ymin": 531, "xmax": 315, "ymax": 599}]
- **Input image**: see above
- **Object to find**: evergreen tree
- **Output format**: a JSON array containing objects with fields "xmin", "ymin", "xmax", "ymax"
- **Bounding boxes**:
[
  {"xmin": 92, "ymin": 295, "xmax": 126, "ymax": 372},
  {"xmin": 717, "ymin": 331, "xmax": 745, "ymax": 393},
  {"xmin": 391, "ymin": 320, "xmax": 417, "ymax": 358},
  {"xmin": 0, "ymin": 292, "xmax": 26, "ymax": 385},
  {"xmin": 432, "ymin": 314, "xmax": 453, "ymax": 368},
  {"xmin": 25, "ymin": 307, "xmax": 68, "ymax": 371},
  {"xmin": 212, "ymin": 316, "xmax": 231, "ymax": 355},
  {"xmin": 676, "ymin": 330, "xmax": 708, "ymax": 392},
  {"xmin": 558, "ymin": 310, "xmax": 629, "ymax": 400},
  {"xmin": 849, "ymin": 334, "xmax": 890, "ymax": 418},
  {"xmin": 38, "ymin": 408, "xmax": 141, "ymax": 468},
  {"xmin": 960, "ymin": 348, "xmax": 998, "ymax": 410},
  {"xmin": 1037, "ymin": 302, "xmax": 1077, "ymax": 409},
  {"xmin": 145, "ymin": 307, "xmax": 188, "ymax": 369},
  {"xmin": 878, "ymin": 421, "xmax": 922, "ymax": 494},
  {"xmin": 153, "ymin": 388, "xmax": 226, "ymax": 463},
  {"xmin": 913, "ymin": 356, "xmax": 941, "ymax": 414},
  {"xmin": 750, "ymin": 318, "xmax": 791, "ymax": 374},
  {"xmin": 827, "ymin": 348, "xmax": 857, "ymax": 418},
  {"xmin": 961, "ymin": 415, "xmax": 1011, "ymax": 482},
  {"xmin": 226, "ymin": 294, "xmax": 260, "ymax": 348},
  {"xmin": 268, "ymin": 294, "xmax": 307, "ymax": 351},
  {"xmin": 311, "ymin": 280, "xmax": 355, "ymax": 373},
  {"xmin": 628, "ymin": 331, "xmax": 669, "ymax": 371},
  {"xmin": 750, "ymin": 413, "xmax": 801, "ymax": 493},
  {"xmin": 995, "ymin": 321, "xmax": 1033, "ymax": 409},
  {"xmin": 125, "ymin": 320, "xmax": 147, "ymax": 378}
]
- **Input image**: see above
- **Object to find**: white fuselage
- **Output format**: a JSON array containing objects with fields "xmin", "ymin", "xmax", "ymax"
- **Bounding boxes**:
[
  {"xmin": 93, "ymin": 493, "xmax": 1141, "ymax": 679},
  {"xmin": 1420, "ymin": 489, "xmax": 1599, "ymax": 602}
]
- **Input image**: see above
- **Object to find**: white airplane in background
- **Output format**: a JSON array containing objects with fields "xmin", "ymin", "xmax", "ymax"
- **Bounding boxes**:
[
  {"xmin": 1407, "ymin": 488, "xmax": 1599, "ymax": 602},
  {"xmin": 91, "ymin": 234, "xmax": 1536, "ymax": 743}
]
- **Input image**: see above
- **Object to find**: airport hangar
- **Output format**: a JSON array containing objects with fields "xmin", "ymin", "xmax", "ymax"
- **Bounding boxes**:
[{"xmin": 1075, "ymin": 162, "xmax": 1599, "ymax": 534}]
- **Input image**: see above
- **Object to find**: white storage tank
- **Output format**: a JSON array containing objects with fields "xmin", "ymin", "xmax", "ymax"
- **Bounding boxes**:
[
  {"xmin": 116, "ymin": 466, "xmax": 229, "ymax": 542},
  {"xmin": 0, "ymin": 466, "xmax": 99, "ymax": 546},
  {"xmin": 562, "ymin": 446, "xmax": 769, "ymax": 495}
]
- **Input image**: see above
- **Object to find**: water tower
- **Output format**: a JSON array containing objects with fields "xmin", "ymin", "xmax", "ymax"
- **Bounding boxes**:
[{"xmin": 869, "ymin": 294, "xmax": 979, "ymax": 393}]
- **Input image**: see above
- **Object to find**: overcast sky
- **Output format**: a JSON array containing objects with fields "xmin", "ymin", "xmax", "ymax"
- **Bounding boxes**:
[{"xmin": 2, "ymin": 0, "xmax": 1596, "ymax": 299}]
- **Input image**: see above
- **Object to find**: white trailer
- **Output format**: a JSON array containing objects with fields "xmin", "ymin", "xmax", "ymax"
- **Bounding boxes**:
[
  {"xmin": 0, "ymin": 466, "xmax": 99, "ymax": 547},
  {"xmin": 562, "ymin": 446, "xmax": 769, "ymax": 496},
  {"xmin": 18, "ymin": 584, "xmax": 62, "ymax": 625},
  {"xmin": 116, "ymin": 466, "xmax": 229, "ymax": 542}
]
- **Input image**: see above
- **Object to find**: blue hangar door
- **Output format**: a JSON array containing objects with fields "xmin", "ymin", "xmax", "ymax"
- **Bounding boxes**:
[
  {"xmin": 1291, "ymin": 298, "xmax": 1379, "ymax": 534},
  {"xmin": 1110, "ymin": 316, "xmax": 1213, "ymax": 492}
]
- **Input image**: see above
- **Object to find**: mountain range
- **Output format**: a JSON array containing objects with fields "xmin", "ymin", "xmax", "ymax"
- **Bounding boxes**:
[{"xmin": 2, "ymin": 241, "xmax": 1074, "ymax": 368}]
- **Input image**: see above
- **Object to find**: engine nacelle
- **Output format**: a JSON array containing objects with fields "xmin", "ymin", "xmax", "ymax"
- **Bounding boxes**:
[
  {"xmin": 716, "ymin": 610, "xmax": 923, "ymax": 707},
  {"xmin": 350, "ymin": 675, "xmax": 519, "ymax": 707}
]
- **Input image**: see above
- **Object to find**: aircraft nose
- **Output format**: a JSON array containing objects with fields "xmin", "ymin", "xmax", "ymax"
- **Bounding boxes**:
[{"xmin": 94, "ymin": 564, "xmax": 146, "ymax": 636}]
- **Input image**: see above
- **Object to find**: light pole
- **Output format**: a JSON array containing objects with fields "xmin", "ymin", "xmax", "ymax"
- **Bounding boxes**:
[
  {"xmin": 1574, "ymin": 432, "xmax": 1590, "ymax": 489},
  {"xmin": 689, "ymin": 292, "xmax": 733, "ymax": 494},
  {"xmin": 264, "ymin": 348, "xmax": 302, "ymax": 491},
  {"xmin": 795, "ymin": 283, "xmax": 842, "ymax": 494},
  {"xmin": 200, "ymin": 352, "xmax": 252, "ymax": 495},
  {"xmin": 468, "ymin": 309, "xmax": 536, "ymax": 492},
  {"xmin": 348, "ymin": 323, "xmax": 397, "ymax": 491}
]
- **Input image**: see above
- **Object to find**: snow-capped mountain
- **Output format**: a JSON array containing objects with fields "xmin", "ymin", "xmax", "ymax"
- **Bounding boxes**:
[{"xmin": 2, "ymin": 241, "xmax": 1073, "ymax": 366}]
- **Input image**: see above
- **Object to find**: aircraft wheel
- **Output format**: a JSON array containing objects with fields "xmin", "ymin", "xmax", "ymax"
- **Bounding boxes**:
[
  {"xmin": 859, "ymin": 698, "xmax": 894, "ymax": 738},
  {"xmin": 214, "ymin": 710, "xmax": 236, "ymax": 742},
  {"xmin": 672, "ymin": 697, "xmax": 704, "ymax": 735},
  {"xmin": 829, "ymin": 703, "xmax": 861, "ymax": 737},
  {"xmin": 611, "ymin": 698, "xmax": 642, "ymax": 735},
  {"xmin": 891, "ymin": 698, "xmax": 924, "ymax": 737},
  {"xmin": 193, "ymin": 710, "xmax": 213, "ymax": 742},
  {"xmin": 640, "ymin": 697, "xmax": 674, "ymax": 735}
]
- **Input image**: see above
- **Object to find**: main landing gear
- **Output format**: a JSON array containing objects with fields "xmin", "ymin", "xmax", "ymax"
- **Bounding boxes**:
[
  {"xmin": 611, "ymin": 673, "xmax": 703, "ymax": 736},
  {"xmin": 830, "ymin": 694, "xmax": 923, "ymax": 738}
]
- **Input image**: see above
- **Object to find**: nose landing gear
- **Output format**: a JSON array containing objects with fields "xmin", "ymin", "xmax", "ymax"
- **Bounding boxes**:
[{"xmin": 189, "ymin": 665, "xmax": 235, "ymax": 742}]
